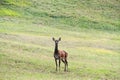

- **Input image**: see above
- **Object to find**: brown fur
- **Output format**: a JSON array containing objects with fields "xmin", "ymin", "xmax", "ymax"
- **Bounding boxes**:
[{"xmin": 58, "ymin": 50, "xmax": 68, "ymax": 59}]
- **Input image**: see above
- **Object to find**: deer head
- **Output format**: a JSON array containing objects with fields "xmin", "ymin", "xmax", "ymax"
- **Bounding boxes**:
[{"xmin": 52, "ymin": 37, "xmax": 61, "ymax": 44}]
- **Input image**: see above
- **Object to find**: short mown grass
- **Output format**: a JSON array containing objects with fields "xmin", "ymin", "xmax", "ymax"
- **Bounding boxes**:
[{"xmin": 0, "ymin": 22, "xmax": 120, "ymax": 80}]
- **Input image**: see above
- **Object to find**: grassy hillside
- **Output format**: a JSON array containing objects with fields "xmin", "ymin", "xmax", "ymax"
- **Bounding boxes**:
[
  {"xmin": 0, "ymin": 0, "xmax": 120, "ymax": 31},
  {"xmin": 0, "ymin": 0, "xmax": 120, "ymax": 80}
]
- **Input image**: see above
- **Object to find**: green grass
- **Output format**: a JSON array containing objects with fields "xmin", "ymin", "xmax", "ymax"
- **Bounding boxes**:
[{"xmin": 0, "ymin": 0, "xmax": 120, "ymax": 80}]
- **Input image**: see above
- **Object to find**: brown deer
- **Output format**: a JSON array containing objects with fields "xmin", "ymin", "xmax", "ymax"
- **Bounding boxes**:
[{"xmin": 52, "ymin": 37, "xmax": 68, "ymax": 71}]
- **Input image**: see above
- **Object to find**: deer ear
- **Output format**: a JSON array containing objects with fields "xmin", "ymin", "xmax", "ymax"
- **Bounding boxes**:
[
  {"xmin": 59, "ymin": 37, "xmax": 61, "ymax": 41},
  {"xmin": 52, "ymin": 37, "xmax": 55, "ymax": 41}
]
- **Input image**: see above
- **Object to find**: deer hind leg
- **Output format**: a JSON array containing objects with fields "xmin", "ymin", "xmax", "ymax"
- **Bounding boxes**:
[
  {"xmin": 65, "ymin": 59, "xmax": 68, "ymax": 71},
  {"xmin": 61, "ymin": 59, "xmax": 67, "ymax": 71}
]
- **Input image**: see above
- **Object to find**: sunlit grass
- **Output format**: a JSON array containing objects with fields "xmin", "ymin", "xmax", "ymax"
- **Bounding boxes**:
[
  {"xmin": 0, "ymin": 8, "xmax": 21, "ymax": 16},
  {"xmin": 77, "ymin": 47, "xmax": 118, "ymax": 54}
]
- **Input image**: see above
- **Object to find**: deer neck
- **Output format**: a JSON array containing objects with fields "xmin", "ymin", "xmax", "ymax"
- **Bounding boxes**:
[{"xmin": 54, "ymin": 43, "xmax": 59, "ymax": 55}]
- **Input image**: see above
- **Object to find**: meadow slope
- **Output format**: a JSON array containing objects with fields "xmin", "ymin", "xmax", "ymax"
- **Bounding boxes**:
[{"xmin": 0, "ymin": 0, "xmax": 120, "ymax": 80}]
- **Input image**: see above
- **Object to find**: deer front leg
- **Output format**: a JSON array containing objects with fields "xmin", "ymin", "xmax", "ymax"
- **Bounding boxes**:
[
  {"xmin": 55, "ymin": 59, "xmax": 58, "ymax": 71},
  {"xmin": 59, "ymin": 59, "xmax": 61, "ymax": 71}
]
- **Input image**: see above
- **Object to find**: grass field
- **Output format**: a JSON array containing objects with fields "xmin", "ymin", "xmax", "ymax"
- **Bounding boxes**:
[{"xmin": 0, "ymin": 0, "xmax": 120, "ymax": 80}]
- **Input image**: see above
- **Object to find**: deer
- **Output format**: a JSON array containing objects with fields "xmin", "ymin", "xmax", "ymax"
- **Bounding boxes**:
[{"xmin": 52, "ymin": 37, "xmax": 68, "ymax": 71}]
